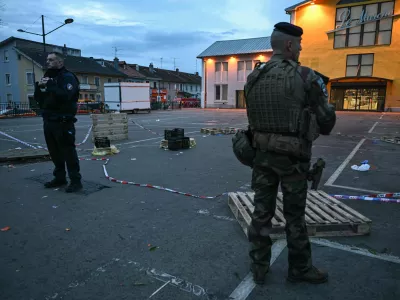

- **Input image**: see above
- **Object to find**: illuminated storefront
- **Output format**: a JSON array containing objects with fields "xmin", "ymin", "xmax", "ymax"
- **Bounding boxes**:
[{"xmin": 286, "ymin": 0, "xmax": 400, "ymax": 111}]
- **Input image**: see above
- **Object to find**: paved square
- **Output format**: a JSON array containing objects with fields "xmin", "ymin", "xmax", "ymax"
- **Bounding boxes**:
[{"xmin": 1, "ymin": 110, "xmax": 399, "ymax": 300}]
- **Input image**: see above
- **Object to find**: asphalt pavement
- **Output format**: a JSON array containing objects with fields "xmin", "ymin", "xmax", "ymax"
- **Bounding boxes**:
[{"xmin": 0, "ymin": 109, "xmax": 399, "ymax": 300}]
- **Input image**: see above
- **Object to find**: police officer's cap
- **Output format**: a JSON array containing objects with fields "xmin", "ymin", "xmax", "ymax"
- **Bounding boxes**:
[{"xmin": 274, "ymin": 22, "xmax": 303, "ymax": 37}]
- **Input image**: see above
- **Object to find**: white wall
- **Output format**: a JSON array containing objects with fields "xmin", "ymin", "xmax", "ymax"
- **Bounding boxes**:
[{"xmin": 201, "ymin": 52, "xmax": 272, "ymax": 108}]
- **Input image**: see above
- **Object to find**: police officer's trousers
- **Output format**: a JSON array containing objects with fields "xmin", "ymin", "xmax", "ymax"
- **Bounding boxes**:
[
  {"xmin": 248, "ymin": 150, "xmax": 312, "ymax": 273},
  {"xmin": 43, "ymin": 120, "xmax": 82, "ymax": 183}
]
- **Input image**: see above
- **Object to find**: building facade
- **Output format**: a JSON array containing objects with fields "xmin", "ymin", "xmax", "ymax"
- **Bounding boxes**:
[
  {"xmin": 197, "ymin": 37, "xmax": 272, "ymax": 108},
  {"xmin": 0, "ymin": 37, "xmax": 81, "ymax": 107},
  {"xmin": 286, "ymin": 0, "xmax": 400, "ymax": 111}
]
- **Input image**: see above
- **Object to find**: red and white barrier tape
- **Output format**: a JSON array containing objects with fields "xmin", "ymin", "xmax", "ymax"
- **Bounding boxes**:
[
  {"xmin": 79, "ymin": 157, "xmax": 227, "ymax": 199},
  {"xmin": 75, "ymin": 125, "xmax": 92, "ymax": 146},
  {"xmin": 0, "ymin": 130, "xmax": 38, "ymax": 149}
]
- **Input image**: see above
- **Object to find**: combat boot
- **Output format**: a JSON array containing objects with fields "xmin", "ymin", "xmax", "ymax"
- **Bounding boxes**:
[
  {"xmin": 287, "ymin": 266, "xmax": 328, "ymax": 284},
  {"xmin": 251, "ymin": 265, "xmax": 269, "ymax": 285},
  {"xmin": 44, "ymin": 178, "xmax": 68, "ymax": 188},
  {"xmin": 65, "ymin": 181, "xmax": 83, "ymax": 193}
]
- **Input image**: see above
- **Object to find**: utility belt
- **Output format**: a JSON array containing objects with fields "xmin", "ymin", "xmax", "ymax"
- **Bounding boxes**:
[
  {"xmin": 252, "ymin": 131, "xmax": 312, "ymax": 160},
  {"xmin": 44, "ymin": 115, "xmax": 77, "ymax": 123}
]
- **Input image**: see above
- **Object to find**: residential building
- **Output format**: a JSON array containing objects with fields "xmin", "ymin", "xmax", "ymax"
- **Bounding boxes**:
[
  {"xmin": 128, "ymin": 63, "xmax": 201, "ymax": 102},
  {"xmin": 197, "ymin": 37, "xmax": 272, "ymax": 108},
  {"xmin": 0, "ymin": 37, "xmax": 127, "ymax": 107},
  {"xmin": 101, "ymin": 58, "xmax": 146, "ymax": 82},
  {"xmin": 0, "ymin": 37, "xmax": 81, "ymax": 106},
  {"xmin": 286, "ymin": 0, "xmax": 400, "ymax": 111}
]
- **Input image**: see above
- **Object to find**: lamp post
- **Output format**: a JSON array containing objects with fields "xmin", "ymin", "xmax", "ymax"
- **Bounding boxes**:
[{"xmin": 17, "ymin": 15, "xmax": 74, "ymax": 68}]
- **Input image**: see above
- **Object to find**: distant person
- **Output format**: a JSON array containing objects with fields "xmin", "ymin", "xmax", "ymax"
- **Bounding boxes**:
[
  {"xmin": 34, "ymin": 52, "xmax": 83, "ymax": 193},
  {"xmin": 236, "ymin": 22, "xmax": 336, "ymax": 285}
]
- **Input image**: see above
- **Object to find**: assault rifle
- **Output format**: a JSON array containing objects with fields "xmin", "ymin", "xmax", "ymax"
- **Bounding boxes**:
[{"xmin": 307, "ymin": 158, "xmax": 326, "ymax": 190}]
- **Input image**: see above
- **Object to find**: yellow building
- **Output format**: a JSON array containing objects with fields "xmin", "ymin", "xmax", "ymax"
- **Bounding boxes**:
[{"xmin": 286, "ymin": 0, "xmax": 400, "ymax": 111}]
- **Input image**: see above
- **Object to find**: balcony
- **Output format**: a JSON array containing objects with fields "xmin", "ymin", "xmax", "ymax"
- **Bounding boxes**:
[{"xmin": 79, "ymin": 84, "xmax": 99, "ymax": 91}]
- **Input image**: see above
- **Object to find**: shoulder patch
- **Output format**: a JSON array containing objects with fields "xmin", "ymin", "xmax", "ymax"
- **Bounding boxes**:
[
  {"xmin": 67, "ymin": 83, "xmax": 73, "ymax": 91},
  {"xmin": 317, "ymin": 77, "xmax": 328, "ymax": 97}
]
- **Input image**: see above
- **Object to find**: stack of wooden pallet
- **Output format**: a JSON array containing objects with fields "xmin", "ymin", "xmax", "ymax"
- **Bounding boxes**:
[{"xmin": 91, "ymin": 113, "xmax": 129, "ymax": 142}]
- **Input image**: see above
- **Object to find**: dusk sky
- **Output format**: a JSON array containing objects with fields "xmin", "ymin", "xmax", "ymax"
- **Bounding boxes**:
[{"xmin": 0, "ymin": 0, "xmax": 299, "ymax": 74}]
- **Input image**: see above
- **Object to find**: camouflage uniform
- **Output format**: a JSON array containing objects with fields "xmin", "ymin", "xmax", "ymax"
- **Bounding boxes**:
[{"xmin": 244, "ymin": 49, "xmax": 336, "ymax": 283}]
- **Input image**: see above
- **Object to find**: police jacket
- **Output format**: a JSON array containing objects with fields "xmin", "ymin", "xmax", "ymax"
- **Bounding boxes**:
[{"xmin": 34, "ymin": 67, "xmax": 80, "ymax": 120}]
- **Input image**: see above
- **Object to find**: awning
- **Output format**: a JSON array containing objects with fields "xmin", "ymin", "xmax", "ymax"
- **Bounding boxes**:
[{"xmin": 330, "ymin": 76, "xmax": 392, "ymax": 88}]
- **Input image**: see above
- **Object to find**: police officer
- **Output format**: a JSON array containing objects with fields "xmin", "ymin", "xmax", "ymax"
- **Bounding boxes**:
[
  {"xmin": 243, "ymin": 22, "xmax": 336, "ymax": 284},
  {"xmin": 34, "ymin": 52, "xmax": 83, "ymax": 193}
]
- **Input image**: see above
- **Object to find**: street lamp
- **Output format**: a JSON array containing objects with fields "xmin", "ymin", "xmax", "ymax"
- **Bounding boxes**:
[{"xmin": 17, "ymin": 15, "xmax": 74, "ymax": 67}]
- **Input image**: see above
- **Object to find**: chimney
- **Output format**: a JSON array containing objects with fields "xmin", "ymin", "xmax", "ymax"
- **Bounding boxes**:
[
  {"xmin": 136, "ymin": 64, "xmax": 139, "ymax": 71},
  {"xmin": 62, "ymin": 44, "xmax": 67, "ymax": 56},
  {"xmin": 149, "ymin": 63, "xmax": 154, "ymax": 73},
  {"xmin": 176, "ymin": 68, "xmax": 179, "ymax": 72},
  {"xmin": 195, "ymin": 72, "xmax": 199, "ymax": 76},
  {"xmin": 114, "ymin": 57, "xmax": 119, "ymax": 69}
]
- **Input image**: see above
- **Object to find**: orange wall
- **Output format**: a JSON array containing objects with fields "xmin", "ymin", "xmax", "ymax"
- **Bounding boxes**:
[{"xmin": 293, "ymin": 0, "xmax": 400, "ymax": 109}]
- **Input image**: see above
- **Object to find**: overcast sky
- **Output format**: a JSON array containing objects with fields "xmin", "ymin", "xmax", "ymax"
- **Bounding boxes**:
[{"xmin": 0, "ymin": 0, "xmax": 298, "ymax": 74}]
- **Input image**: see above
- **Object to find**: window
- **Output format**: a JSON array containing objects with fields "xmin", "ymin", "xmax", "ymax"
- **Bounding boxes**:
[
  {"xmin": 96, "ymin": 94, "xmax": 101, "ymax": 102},
  {"xmin": 334, "ymin": 1, "xmax": 394, "ymax": 48},
  {"xmin": 4, "ymin": 50, "xmax": 9, "ymax": 62},
  {"xmin": 215, "ymin": 62, "xmax": 228, "ymax": 82},
  {"xmin": 81, "ymin": 76, "xmax": 88, "ymax": 84},
  {"xmin": 346, "ymin": 54, "xmax": 374, "ymax": 77},
  {"xmin": 95, "ymin": 77, "xmax": 100, "ymax": 86},
  {"xmin": 108, "ymin": 78, "xmax": 112, "ymax": 83},
  {"xmin": 190, "ymin": 85, "xmax": 193, "ymax": 92},
  {"xmin": 237, "ymin": 60, "xmax": 257, "ymax": 81},
  {"xmin": 5, "ymin": 74, "xmax": 11, "ymax": 85},
  {"xmin": 26, "ymin": 72, "xmax": 34, "ymax": 85},
  {"xmin": 215, "ymin": 84, "xmax": 228, "ymax": 101}
]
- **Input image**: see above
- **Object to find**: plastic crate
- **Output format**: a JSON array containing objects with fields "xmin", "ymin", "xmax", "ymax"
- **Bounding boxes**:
[
  {"xmin": 168, "ymin": 138, "xmax": 183, "ymax": 151},
  {"xmin": 164, "ymin": 128, "xmax": 184, "ymax": 140},
  {"xmin": 94, "ymin": 137, "xmax": 110, "ymax": 148},
  {"xmin": 181, "ymin": 137, "xmax": 190, "ymax": 149}
]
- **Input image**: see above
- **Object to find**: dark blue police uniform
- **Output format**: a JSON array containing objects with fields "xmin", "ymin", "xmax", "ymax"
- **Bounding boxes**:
[{"xmin": 34, "ymin": 66, "xmax": 82, "ymax": 192}]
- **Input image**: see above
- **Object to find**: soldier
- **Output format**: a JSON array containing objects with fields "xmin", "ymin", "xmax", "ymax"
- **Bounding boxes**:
[
  {"xmin": 243, "ymin": 22, "xmax": 336, "ymax": 284},
  {"xmin": 34, "ymin": 52, "xmax": 83, "ymax": 193}
]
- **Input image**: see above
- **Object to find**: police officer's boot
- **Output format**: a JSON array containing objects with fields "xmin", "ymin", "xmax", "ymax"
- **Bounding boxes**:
[
  {"xmin": 251, "ymin": 265, "xmax": 269, "ymax": 285},
  {"xmin": 65, "ymin": 181, "xmax": 83, "ymax": 193},
  {"xmin": 287, "ymin": 266, "xmax": 328, "ymax": 284},
  {"xmin": 44, "ymin": 178, "xmax": 68, "ymax": 188}
]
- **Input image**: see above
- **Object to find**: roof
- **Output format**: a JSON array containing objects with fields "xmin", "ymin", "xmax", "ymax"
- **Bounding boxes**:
[
  {"xmin": 126, "ymin": 64, "xmax": 201, "ymax": 84},
  {"xmin": 285, "ymin": 1, "xmax": 312, "ymax": 12},
  {"xmin": 14, "ymin": 47, "xmax": 128, "ymax": 77},
  {"xmin": 0, "ymin": 36, "xmax": 80, "ymax": 51},
  {"xmin": 101, "ymin": 60, "xmax": 146, "ymax": 79},
  {"xmin": 197, "ymin": 37, "xmax": 272, "ymax": 58},
  {"xmin": 336, "ymin": 0, "xmax": 366, "ymax": 5}
]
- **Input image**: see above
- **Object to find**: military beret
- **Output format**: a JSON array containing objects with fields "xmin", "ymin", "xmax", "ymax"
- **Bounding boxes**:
[{"xmin": 274, "ymin": 22, "xmax": 303, "ymax": 37}]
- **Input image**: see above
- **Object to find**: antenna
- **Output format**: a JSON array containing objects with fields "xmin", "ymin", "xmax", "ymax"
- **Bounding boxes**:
[
  {"xmin": 172, "ymin": 57, "xmax": 178, "ymax": 70},
  {"xmin": 195, "ymin": 59, "xmax": 197, "ymax": 73},
  {"xmin": 112, "ymin": 46, "xmax": 123, "ymax": 58},
  {"xmin": 160, "ymin": 57, "xmax": 163, "ymax": 69}
]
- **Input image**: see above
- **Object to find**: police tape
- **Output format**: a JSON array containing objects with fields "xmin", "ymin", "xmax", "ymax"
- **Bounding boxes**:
[
  {"xmin": 330, "ymin": 194, "xmax": 400, "ymax": 204},
  {"xmin": 79, "ymin": 157, "xmax": 228, "ymax": 199},
  {"xmin": 361, "ymin": 193, "xmax": 400, "ymax": 198},
  {"xmin": 0, "ymin": 130, "xmax": 38, "ymax": 149},
  {"xmin": 131, "ymin": 120, "xmax": 163, "ymax": 136}
]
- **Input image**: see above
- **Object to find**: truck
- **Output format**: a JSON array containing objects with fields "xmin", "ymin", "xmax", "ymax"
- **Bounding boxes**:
[{"xmin": 104, "ymin": 82, "xmax": 151, "ymax": 113}]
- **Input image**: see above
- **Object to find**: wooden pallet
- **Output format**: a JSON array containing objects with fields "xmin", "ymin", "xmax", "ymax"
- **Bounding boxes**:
[
  {"xmin": 200, "ymin": 127, "xmax": 238, "ymax": 135},
  {"xmin": 228, "ymin": 190, "xmax": 372, "ymax": 239},
  {"xmin": 91, "ymin": 113, "xmax": 128, "ymax": 126}
]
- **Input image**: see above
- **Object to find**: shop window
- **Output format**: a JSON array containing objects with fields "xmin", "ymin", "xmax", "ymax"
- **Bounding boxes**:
[
  {"xmin": 346, "ymin": 54, "xmax": 374, "ymax": 77},
  {"xmin": 215, "ymin": 84, "xmax": 228, "ymax": 101},
  {"xmin": 334, "ymin": 1, "xmax": 394, "ymax": 48}
]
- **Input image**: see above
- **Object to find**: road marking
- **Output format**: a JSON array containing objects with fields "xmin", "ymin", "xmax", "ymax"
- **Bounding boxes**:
[
  {"xmin": 229, "ymin": 239, "xmax": 287, "ymax": 300},
  {"xmin": 368, "ymin": 122, "xmax": 379, "ymax": 133},
  {"xmin": 196, "ymin": 209, "xmax": 236, "ymax": 222},
  {"xmin": 379, "ymin": 114, "xmax": 384, "ymax": 120},
  {"xmin": 326, "ymin": 184, "xmax": 385, "ymax": 194},
  {"xmin": 324, "ymin": 138, "xmax": 366, "ymax": 186},
  {"xmin": 149, "ymin": 280, "xmax": 171, "ymax": 298},
  {"xmin": 311, "ymin": 238, "xmax": 400, "ymax": 264}
]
